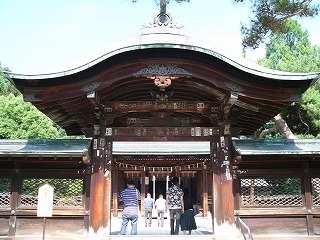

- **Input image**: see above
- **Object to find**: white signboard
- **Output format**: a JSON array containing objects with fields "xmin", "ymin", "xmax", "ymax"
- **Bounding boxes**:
[{"xmin": 37, "ymin": 184, "xmax": 54, "ymax": 217}]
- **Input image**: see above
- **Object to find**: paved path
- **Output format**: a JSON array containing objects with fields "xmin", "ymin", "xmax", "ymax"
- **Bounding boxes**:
[
  {"xmin": 110, "ymin": 216, "xmax": 213, "ymax": 236},
  {"xmin": 4, "ymin": 215, "xmax": 243, "ymax": 239}
]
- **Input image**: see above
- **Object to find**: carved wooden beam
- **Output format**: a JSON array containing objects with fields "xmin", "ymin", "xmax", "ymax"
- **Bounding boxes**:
[
  {"xmin": 223, "ymin": 92, "xmax": 238, "ymax": 114},
  {"xmin": 234, "ymin": 101, "xmax": 260, "ymax": 112},
  {"xmin": 104, "ymin": 101, "xmax": 220, "ymax": 115},
  {"xmin": 87, "ymin": 91, "xmax": 105, "ymax": 121},
  {"xmin": 116, "ymin": 116, "xmax": 209, "ymax": 127},
  {"xmin": 87, "ymin": 91, "xmax": 100, "ymax": 107},
  {"xmin": 104, "ymin": 127, "xmax": 220, "ymax": 141}
]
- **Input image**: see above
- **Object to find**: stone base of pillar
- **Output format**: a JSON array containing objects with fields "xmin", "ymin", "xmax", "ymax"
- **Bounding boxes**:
[
  {"xmin": 213, "ymin": 221, "xmax": 241, "ymax": 237},
  {"xmin": 89, "ymin": 226, "xmax": 109, "ymax": 237}
]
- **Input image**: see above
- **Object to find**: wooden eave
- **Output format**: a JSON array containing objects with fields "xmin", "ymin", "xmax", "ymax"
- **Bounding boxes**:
[{"xmin": 5, "ymin": 34, "xmax": 320, "ymax": 136}]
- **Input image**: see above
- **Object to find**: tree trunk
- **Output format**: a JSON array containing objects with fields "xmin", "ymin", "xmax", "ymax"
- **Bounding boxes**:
[
  {"xmin": 273, "ymin": 114, "xmax": 297, "ymax": 139},
  {"xmin": 259, "ymin": 113, "xmax": 297, "ymax": 140}
]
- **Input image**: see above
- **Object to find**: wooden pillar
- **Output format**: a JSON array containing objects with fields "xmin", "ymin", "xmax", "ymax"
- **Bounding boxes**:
[
  {"xmin": 112, "ymin": 163, "xmax": 118, "ymax": 217},
  {"xmin": 202, "ymin": 166, "xmax": 208, "ymax": 217},
  {"xmin": 83, "ymin": 166, "xmax": 91, "ymax": 235},
  {"xmin": 196, "ymin": 171, "xmax": 202, "ymax": 205},
  {"xmin": 9, "ymin": 165, "xmax": 21, "ymax": 237},
  {"xmin": 304, "ymin": 163, "xmax": 314, "ymax": 236},
  {"xmin": 140, "ymin": 167, "xmax": 146, "ymax": 214},
  {"xmin": 175, "ymin": 167, "xmax": 180, "ymax": 178},
  {"xmin": 89, "ymin": 125, "xmax": 108, "ymax": 237},
  {"xmin": 103, "ymin": 141, "xmax": 112, "ymax": 234},
  {"xmin": 211, "ymin": 126, "xmax": 237, "ymax": 237}
]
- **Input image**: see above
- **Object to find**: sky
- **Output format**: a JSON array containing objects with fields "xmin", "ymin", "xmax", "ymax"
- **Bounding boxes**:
[{"xmin": 1, "ymin": 0, "xmax": 319, "ymax": 74}]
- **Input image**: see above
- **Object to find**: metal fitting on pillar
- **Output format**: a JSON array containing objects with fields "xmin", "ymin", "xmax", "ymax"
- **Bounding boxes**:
[{"xmin": 93, "ymin": 125, "xmax": 100, "ymax": 136}]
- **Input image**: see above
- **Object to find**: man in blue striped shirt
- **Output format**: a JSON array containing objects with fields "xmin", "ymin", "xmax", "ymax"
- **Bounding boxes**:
[{"xmin": 119, "ymin": 179, "xmax": 141, "ymax": 235}]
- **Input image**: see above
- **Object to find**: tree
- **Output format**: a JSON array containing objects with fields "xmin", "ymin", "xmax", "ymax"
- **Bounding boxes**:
[
  {"xmin": 0, "ymin": 93, "xmax": 66, "ymax": 139},
  {"xmin": 258, "ymin": 19, "xmax": 320, "ymax": 137},
  {"xmin": 0, "ymin": 66, "xmax": 20, "ymax": 97},
  {"xmin": 0, "ymin": 66, "xmax": 67, "ymax": 139},
  {"xmin": 240, "ymin": 0, "xmax": 320, "ymax": 50}
]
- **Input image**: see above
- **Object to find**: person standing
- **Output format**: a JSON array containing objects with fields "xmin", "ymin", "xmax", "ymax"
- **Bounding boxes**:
[
  {"xmin": 165, "ymin": 177, "xmax": 184, "ymax": 235},
  {"xmin": 119, "ymin": 179, "xmax": 141, "ymax": 235},
  {"xmin": 154, "ymin": 194, "xmax": 166, "ymax": 227},
  {"xmin": 143, "ymin": 193, "xmax": 154, "ymax": 227},
  {"xmin": 180, "ymin": 188, "xmax": 197, "ymax": 235}
]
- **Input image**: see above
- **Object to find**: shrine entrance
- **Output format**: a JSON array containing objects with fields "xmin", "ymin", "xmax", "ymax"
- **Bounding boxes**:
[
  {"xmin": 109, "ymin": 142, "xmax": 214, "ymax": 235},
  {"xmin": 6, "ymin": 2, "xmax": 318, "ymax": 237},
  {"xmin": 111, "ymin": 141, "xmax": 213, "ymax": 220}
]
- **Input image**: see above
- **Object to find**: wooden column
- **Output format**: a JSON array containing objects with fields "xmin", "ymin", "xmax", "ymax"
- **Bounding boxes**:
[
  {"xmin": 103, "ymin": 141, "xmax": 112, "ymax": 234},
  {"xmin": 89, "ymin": 125, "xmax": 108, "ymax": 237},
  {"xmin": 112, "ymin": 163, "xmax": 118, "ymax": 217},
  {"xmin": 211, "ymin": 126, "xmax": 237, "ymax": 237},
  {"xmin": 304, "ymin": 163, "xmax": 314, "ymax": 236},
  {"xmin": 141, "ymin": 167, "xmax": 146, "ymax": 214},
  {"xmin": 83, "ymin": 166, "xmax": 91, "ymax": 235},
  {"xmin": 196, "ymin": 171, "xmax": 202, "ymax": 207},
  {"xmin": 202, "ymin": 166, "xmax": 208, "ymax": 217},
  {"xmin": 9, "ymin": 165, "xmax": 21, "ymax": 237},
  {"xmin": 175, "ymin": 167, "xmax": 180, "ymax": 178}
]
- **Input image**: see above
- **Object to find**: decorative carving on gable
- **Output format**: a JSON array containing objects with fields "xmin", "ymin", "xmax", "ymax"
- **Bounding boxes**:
[
  {"xmin": 133, "ymin": 64, "xmax": 192, "ymax": 77},
  {"xmin": 81, "ymin": 82, "xmax": 101, "ymax": 92},
  {"xmin": 23, "ymin": 90, "xmax": 41, "ymax": 101},
  {"xmin": 225, "ymin": 82, "xmax": 244, "ymax": 92},
  {"xmin": 134, "ymin": 64, "xmax": 192, "ymax": 97},
  {"xmin": 285, "ymin": 90, "xmax": 301, "ymax": 102}
]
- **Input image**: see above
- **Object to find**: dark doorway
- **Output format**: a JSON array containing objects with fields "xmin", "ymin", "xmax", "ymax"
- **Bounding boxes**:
[{"xmin": 148, "ymin": 179, "xmax": 167, "ymax": 199}]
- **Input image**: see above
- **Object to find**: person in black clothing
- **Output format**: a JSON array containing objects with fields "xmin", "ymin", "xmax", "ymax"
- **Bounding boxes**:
[{"xmin": 180, "ymin": 188, "xmax": 197, "ymax": 235}]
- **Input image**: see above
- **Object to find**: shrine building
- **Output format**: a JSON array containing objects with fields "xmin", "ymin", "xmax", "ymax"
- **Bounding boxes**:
[{"xmin": 2, "ymin": 4, "xmax": 320, "ymax": 240}]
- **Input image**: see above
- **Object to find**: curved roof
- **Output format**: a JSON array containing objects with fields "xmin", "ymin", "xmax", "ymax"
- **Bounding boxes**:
[
  {"xmin": 5, "ymin": 30, "xmax": 320, "ymax": 136},
  {"xmin": 6, "ymin": 33, "xmax": 319, "ymax": 81}
]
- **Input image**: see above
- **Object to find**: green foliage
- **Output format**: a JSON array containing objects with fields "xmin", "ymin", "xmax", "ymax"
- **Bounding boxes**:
[
  {"xmin": 241, "ymin": 0, "xmax": 320, "ymax": 50},
  {"xmin": 0, "ymin": 67, "xmax": 20, "ymax": 96},
  {"xmin": 258, "ymin": 20, "xmax": 320, "ymax": 72},
  {"xmin": 258, "ymin": 19, "xmax": 320, "ymax": 137},
  {"xmin": 256, "ymin": 121, "xmax": 281, "ymax": 139},
  {"xmin": 264, "ymin": 178, "xmax": 301, "ymax": 195},
  {"xmin": 0, "ymin": 68, "xmax": 10, "ymax": 96},
  {"xmin": 0, "ymin": 65, "xmax": 67, "ymax": 139},
  {"xmin": 23, "ymin": 178, "xmax": 83, "ymax": 197},
  {"xmin": 0, "ymin": 94, "xmax": 66, "ymax": 139},
  {"xmin": 0, "ymin": 178, "xmax": 11, "ymax": 194},
  {"xmin": 283, "ymin": 178, "xmax": 301, "ymax": 195}
]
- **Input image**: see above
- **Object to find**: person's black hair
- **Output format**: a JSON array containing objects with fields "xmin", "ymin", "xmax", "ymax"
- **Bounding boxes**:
[
  {"xmin": 127, "ymin": 179, "xmax": 135, "ymax": 186},
  {"xmin": 171, "ymin": 177, "xmax": 179, "ymax": 185}
]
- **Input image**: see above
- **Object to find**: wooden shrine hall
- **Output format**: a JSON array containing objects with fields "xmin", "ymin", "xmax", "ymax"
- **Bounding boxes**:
[{"xmin": 2, "ymin": 4, "xmax": 320, "ymax": 239}]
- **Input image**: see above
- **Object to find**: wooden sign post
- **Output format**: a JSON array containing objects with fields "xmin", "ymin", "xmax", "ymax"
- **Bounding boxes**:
[{"xmin": 37, "ymin": 184, "xmax": 54, "ymax": 240}]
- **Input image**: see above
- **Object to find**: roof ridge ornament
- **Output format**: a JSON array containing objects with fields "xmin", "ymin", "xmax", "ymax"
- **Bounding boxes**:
[
  {"xmin": 141, "ymin": 0, "xmax": 185, "ymax": 35},
  {"xmin": 157, "ymin": 0, "xmax": 172, "ymax": 26}
]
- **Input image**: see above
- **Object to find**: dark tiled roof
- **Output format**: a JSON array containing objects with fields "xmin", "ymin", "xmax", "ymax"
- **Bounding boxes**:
[
  {"xmin": 233, "ymin": 139, "xmax": 320, "ymax": 155},
  {"xmin": 0, "ymin": 139, "xmax": 91, "ymax": 157}
]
